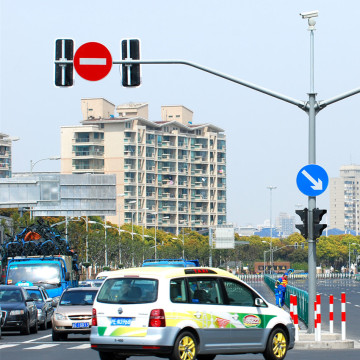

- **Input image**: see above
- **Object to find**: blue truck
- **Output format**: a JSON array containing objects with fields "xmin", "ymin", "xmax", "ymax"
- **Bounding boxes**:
[
  {"xmin": 142, "ymin": 258, "xmax": 200, "ymax": 267},
  {"xmin": 0, "ymin": 218, "xmax": 79, "ymax": 300}
]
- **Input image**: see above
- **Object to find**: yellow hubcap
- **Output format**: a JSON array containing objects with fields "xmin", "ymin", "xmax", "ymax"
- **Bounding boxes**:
[
  {"xmin": 272, "ymin": 332, "xmax": 287, "ymax": 359},
  {"xmin": 178, "ymin": 336, "xmax": 196, "ymax": 360}
]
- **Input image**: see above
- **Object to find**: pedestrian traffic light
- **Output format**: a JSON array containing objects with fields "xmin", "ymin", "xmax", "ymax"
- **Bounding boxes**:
[
  {"xmin": 121, "ymin": 39, "xmax": 141, "ymax": 87},
  {"xmin": 313, "ymin": 208, "xmax": 327, "ymax": 239},
  {"xmin": 294, "ymin": 242, "xmax": 298, "ymax": 249},
  {"xmin": 54, "ymin": 39, "xmax": 74, "ymax": 87},
  {"xmin": 295, "ymin": 208, "xmax": 308, "ymax": 239}
]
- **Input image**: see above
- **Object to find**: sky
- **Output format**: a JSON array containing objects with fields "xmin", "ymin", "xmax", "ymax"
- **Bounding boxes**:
[{"xmin": 1, "ymin": 0, "xmax": 360, "ymax": 228}]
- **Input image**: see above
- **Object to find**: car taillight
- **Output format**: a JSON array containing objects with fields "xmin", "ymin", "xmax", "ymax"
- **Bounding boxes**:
[
  {"xmin": 92, "ymin": 308, "xmax": 97, "ymax": 326},
  {"xmin": 149, "ymin": 309, "xmax": 166, "ymax": 327}
]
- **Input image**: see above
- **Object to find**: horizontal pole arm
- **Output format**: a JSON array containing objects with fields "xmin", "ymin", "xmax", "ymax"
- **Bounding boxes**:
[
  {"xmin": 55, "ymin": 59, "xmax": 306, "ymax": 108},
  {"xmin": 319, "ymin": 87, "xmax": 360, "ymax": 108}
]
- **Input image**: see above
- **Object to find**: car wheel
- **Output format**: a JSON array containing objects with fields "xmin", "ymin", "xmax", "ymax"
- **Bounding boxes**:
[
  {"xmin": 20, "ymin": 317, "xmax": 31, "ymax": 335},
  {"xmin": 197, "ymin": 356, "xmax": 216, "ymax": 360},
  {"xmin": 170, "ymin": 331, "xmax": 198, "ymax": 360},
  {"xmin": 30, "ymin": 319, "xmax": 38, "ymax": 334},
  {"xmin": 99, "ymin": 352, "xmax": 127, "ymax": 360},
  {"xmin": 263, "ymin": 328, "xmax": 288, "ymax": 360},
  {"xmin": 40, "ymin": 314, "xmax": 48, "ymax": 330},
  {"xmin": 52, "ymin": 329, "xmax": 61, "ymax": 341},
  {"xmin": 59, "ymin": 333, "xmax": 68, "ymax": 341}
]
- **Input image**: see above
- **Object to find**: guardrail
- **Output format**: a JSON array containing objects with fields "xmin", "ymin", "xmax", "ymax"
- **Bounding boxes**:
[{"xmin": 264, "ymin": 275, "xmax": 309, "ymax": 326}]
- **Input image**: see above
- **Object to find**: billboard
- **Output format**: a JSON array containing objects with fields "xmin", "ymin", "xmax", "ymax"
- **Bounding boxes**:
[{"xmin": 214, "ymin": 226, "xmax": 235, "ymax": 249}]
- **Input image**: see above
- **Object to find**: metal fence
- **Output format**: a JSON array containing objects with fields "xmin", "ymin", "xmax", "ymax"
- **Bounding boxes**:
[{"xmin": 264, "ymin": 275, "xmax": 309, "ymax": 326}]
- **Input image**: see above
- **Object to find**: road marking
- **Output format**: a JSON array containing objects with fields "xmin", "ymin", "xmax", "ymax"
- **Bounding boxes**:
[
  {"xmin": 23, "ymin": 334, "xmax": 52, "ymax": 343},
  {"xmin": 79, "ymin": 58, "xmax": 107, "ymax": 65},
  {"xmin": 24, "ymin": 343, "xmax": 59, "ymax": 350},
  {"xmin": 67, "ymin": 344, "xmax": 91, "ymax": 349},
  {"xmin": 0, "ymin": 344, "xmax": 19, "ymax": 349}
]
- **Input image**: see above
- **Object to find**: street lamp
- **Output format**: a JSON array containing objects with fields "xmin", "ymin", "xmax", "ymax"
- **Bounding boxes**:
[
  {"xmin": 30, "ymin": 156, "xmax": 60, "ymax": 173},
  {"xmin": 117, "ymin": 193, "xmax": 125, "ymax": 265},
  {"xmin": 88, "ymin": 220, "xmax": 112, "ymax": 267},
  {"xmin": 267, "ymin": 186, "xmax": 277, "ymax": 273},
  {"xmin": 128, "ymin": 200, "xmax": 136, "ymax": 266},
  {"xmin": 348, "ymin": 242, "xmax": 358, "ymax": 277}
]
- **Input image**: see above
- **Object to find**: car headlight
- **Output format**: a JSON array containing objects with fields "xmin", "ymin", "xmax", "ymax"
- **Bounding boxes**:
[
  {"xmin": 10, "ymin": 310, "xmax": 25, "ymax": 315},
  {"xmin": 54, "ymin": 313, "xmax": 67, "ymax": 320}
]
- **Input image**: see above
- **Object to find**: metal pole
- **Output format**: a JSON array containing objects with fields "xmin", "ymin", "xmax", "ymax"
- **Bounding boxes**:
[
  {"xmin": 118, "ymin": 207, "xmax": 122, "ymax": 266},
  {"xmin": 131, "ymin": 212, "xmax": 134, "ymax": 266},
  {"xmin": 267, "ymin": 186, "xmax": 276, "ymax": 273},
  {"xmin": 85, "ymin": 216, "xmax": 88, "ymax": 263},
  {"xmin": 209, "ymin": 227, "xmax": 213, "ymax": 267},
  {"xmin": 104, "ymin": 219, "xmax": 108, "ymax": 267},
  {"xmin": 307, "ymin": 25, "xmax": 317, "ymax": 334},
  {"xmin": 182, "ymin": 227, "xmax": 185, "ymax": 258},
  {"xmin": 263, "ymin": 251, "xmax": 266, "ymax": 275}
]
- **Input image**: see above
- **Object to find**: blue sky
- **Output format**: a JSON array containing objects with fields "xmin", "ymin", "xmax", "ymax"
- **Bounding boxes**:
[{"xmin": 1, "ymin": 1, "xmax": 360, "ymax": 227}]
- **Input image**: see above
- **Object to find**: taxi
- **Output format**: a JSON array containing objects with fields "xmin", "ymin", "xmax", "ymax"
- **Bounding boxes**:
[{"xmin": 90, "ymin": 267, "xmax": 295, "ymax": 360}]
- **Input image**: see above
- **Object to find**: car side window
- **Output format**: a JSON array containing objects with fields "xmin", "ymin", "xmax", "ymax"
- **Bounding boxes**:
[
  {"xmin": 187, "ymin": 278, "xmax": 223, "ymax": 304},
  {"xmin": 170, "ymin": 278, "xmax": 187, "ymax": 303},
  {"xmin": 222, "ymin": 279, "xmax": 255, "ymax": 306}
]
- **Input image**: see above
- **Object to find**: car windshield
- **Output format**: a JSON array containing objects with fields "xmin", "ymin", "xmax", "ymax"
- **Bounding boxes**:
[
  {"xmin": 60, "ymin": 290, "xmax": 98, "ymax": 306},
  {"xmin": 7, "ymin": 263, "xmax": 61, "ymax": 286},
  {"xmin": 25, "ymin": 289, "xmax": 43, "ymax": 302},
  {"xmin": 0, "ymin": 289, "xmax": 23, "ymax": 303},
  {"xmin": 97, "ymin": 278, "xmax": 158, "ymax": 304}
]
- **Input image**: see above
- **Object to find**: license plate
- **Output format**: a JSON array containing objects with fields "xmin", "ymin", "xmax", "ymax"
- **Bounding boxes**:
[
  {"xmin": 72, "ymin": 322, "xmax": 90, "ymax": 328},
  {"xmin": 111, "ymin": 317, "xmax": 132, "ymax": 326}
]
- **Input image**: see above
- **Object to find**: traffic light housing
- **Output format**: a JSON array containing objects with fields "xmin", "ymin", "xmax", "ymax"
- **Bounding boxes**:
[
  {"xmin": 55, "ymin": 39, "xmax": 74, "ymax": 87},
  {"xmin": 313, "ymin": 208, "xmax": 327, "ymax": 239},
  {"xmin": 121, "ymin": 39, "xmax": 141, "ymax": 87},
  {"xmin": 295, "ymin": 208, "xmax": 308, "ymax": 239}
]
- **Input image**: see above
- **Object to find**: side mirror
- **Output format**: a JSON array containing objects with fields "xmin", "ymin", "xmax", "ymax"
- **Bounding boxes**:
[
  {"xmin": 255, "ymin": 298, "xmax": 266, "ymax": 307},
  {"xmin": 65, "ymin": 272, "xmax": 70, "ymax": 281}
]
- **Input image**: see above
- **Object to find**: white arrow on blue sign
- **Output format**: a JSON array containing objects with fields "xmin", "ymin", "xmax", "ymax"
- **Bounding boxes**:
[{"xmin": 296, "ymin": 164, "xmax": 329, "ymax": 197}]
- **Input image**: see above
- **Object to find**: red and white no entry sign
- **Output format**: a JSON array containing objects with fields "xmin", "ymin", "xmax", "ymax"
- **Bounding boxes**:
[{"xmin": 74, "ymin": 42, "xmax": 112, "ymax": 81}]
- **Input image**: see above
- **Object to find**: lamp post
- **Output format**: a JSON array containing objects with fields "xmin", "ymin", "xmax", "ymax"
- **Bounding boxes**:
[
  {"xmin": 128, "ymin": 200, "xmax": 136, "ymax": 266},
  {"xmin": 117, "ymin": 194, "xmax": 125, "ymax": 266},
  {"xmin": 262, "ymin": 240, "xmax": 271, "ymax": 274},
  {"xmin": 88, "ymin": 220, "xmax": 111, "ymax": 267},
  {"xmin": 267, "ymin": 186, "xmax": 277, "ymax": 273},
  {"xmin": 348, "ymin": 242, "xmax": 358, "ymax": 277},
  {"xmin": 30, "ymin": 156, "xmax": 60, "ymax": 173}
]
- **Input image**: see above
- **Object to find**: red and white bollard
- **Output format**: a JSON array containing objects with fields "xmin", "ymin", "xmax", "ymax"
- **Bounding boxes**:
[
  {"xmin": 290, "ymin": 294, "xmax": 294, "ymax": 320},
  {"xmin": 316, "ymin": 294, "xmax": 321, "ymax": 341},
  {"xmin": 341, "ymin": 292, "xmax": 346, "ymax": 340},
  {"xmin": 314, "ymin": 301, "xmax": 318, "ymax": 341},
  {"xmin": 293, "ymin": 295, "xmax": 299, "ymax": 341},
  {"xmin": 329, "ymin": 294, "xmax": 334, "ymax": 334}
]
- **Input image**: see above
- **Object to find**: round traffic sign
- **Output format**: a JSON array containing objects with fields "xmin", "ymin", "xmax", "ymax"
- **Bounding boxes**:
[
  {"xmin": 74, "ymin": 42, "xmax": 112, "ymax": 81},
  {"xmin": 296, "ymin": 164, "xmax": 329, "ymax": 197}
]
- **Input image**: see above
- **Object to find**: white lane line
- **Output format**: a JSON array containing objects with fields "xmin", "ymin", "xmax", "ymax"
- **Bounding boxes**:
[
  {"xmin": 354, "ymin": 304, "xmax": 360, "ymax": 308},
  {"xmin": 67, "ymin": 344, "xmax": 91, "ymax": 349},
  {"xmin": 79, "ymin": 58, "xmax": 106, "ymax": 65},
  {"xmin": 24, "ymin": 343, "xmax": 59, "ymax": 350},
  {"xmin": 23, "ymin": 334, "xmax": 52, "ymax": 343},
  {"xmin": 0, "ymin": 344, "xmax": 19, "ymax": 349}
]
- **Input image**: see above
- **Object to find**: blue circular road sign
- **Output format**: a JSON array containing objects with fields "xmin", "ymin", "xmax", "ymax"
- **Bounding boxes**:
[{"xmin": 296, "ymin": 164, "xmax": 328, "ymax": 197}]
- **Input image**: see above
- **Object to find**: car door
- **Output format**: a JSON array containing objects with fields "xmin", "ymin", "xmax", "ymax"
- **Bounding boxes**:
[
  {"xmin": 23, "ymin": 289, "xmax": 37, "ymax": 325},
  {"xmin": 220, "ymin": 278, "xmax": 270, "ymax": 351},
  {"xmin": 182, "ymin": 277, "xmax": 235, "ymax": 353}
]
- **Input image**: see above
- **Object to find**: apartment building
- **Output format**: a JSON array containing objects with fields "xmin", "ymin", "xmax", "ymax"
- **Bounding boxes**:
[
  {"xmin": 61, "ymin": 98, "xmax": 227, "ymax": 234},
  {"xmin": 329, "ymin": 164, "xmax": 360, "ymax": 232},
  {"xmin": 0, "ymin": 133, "xmax": 16, "ymax": 178}
]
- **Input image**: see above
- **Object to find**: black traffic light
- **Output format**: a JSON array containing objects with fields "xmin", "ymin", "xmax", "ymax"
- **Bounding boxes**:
[
  {"xmin": 294, "ymin": 242, "xmax": 298, "ymax": 249},
  {"xmin": 55, "ymin": 39, "xmax": 74, "ymax": 87},
  {"xmin": 313, "ymin": 208, "xmax": 327, "ymax": 239},
  {"xmin": 121, "ymin": 39, "xmax": 141, "ymax": 87},
  {"xmin": 295, "ymin": 208, "xmax": 308, "ymax": 239}
]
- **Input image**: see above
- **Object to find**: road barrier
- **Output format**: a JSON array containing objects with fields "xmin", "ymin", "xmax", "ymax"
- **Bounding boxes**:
[
  {"xmin": 290, "ymin": 295, "xmax": 299, "ymax": 341},
  {"xmin": 329, "ymin": 294, "xmax": 334, "ymax": 333},
  {"xmin": 341, "ymin": 292, "xmax": 346, "ymax": 340}
]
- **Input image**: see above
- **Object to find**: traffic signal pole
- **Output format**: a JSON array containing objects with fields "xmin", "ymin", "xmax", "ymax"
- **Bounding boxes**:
[{"xmin": 56, "ymin": 15, "xmax": 360, "ymax": 332}]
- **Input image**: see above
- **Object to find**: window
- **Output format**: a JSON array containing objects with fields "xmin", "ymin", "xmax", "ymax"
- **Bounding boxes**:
[
  {"xmin": 125, "ymin": 122, "xmax": 131, "ymax": 129},
  {"xmin": 187, "ymin": 278, "xmax": 223, "ymax": 304},
  {"xmin": 170, "ymin": 278, "xmax": 187, "ymax": 303},
  {"xmin": 222, "ymin": 279, "xmax": 255, "ymax": 306}
]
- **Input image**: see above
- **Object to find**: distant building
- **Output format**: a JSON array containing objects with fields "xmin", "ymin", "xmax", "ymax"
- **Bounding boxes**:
[
  {"xmin": 0, "ymin": 133, "xmax": 17, "ymax": 178},
  {"xmin": 61, "ymin": 98, "xmax": 227, "ymax": 234},
  {"xmin": 276, "ymin": 212, "xmax": 295, "ymax": 237},
  {"xmin": 329, "ymin": 165, "xmax": 360, "ymax": 232}
]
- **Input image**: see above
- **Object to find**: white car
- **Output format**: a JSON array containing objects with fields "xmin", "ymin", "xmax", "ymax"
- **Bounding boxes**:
[{"xmin": 90, "ymin": 267, "xmax": 295, "ymax": 360}]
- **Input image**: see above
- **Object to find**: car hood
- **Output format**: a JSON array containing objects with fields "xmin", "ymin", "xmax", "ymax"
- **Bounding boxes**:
[
  {"xmin": 56, "ymin": 305, "xmax": 93, "ymax": 315},
  {"xmin": 0, "ymin": 302, "xmax": 26, "ymax": 311}
]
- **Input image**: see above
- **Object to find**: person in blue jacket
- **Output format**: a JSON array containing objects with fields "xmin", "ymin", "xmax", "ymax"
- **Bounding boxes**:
[{"xmin": 275, "ymin": 269, "xmax": 294, "ymax": 308}]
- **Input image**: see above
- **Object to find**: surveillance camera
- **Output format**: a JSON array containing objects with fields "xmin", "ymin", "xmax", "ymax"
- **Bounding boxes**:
[{"xmin": 299, "ymin": 10, "xmax": 319, "ymax": 19}]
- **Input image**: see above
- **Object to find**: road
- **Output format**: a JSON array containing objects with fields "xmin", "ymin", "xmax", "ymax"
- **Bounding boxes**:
[{"xmin": 1, "ymin": 278, "xmax": 360, "ymax": 360}]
